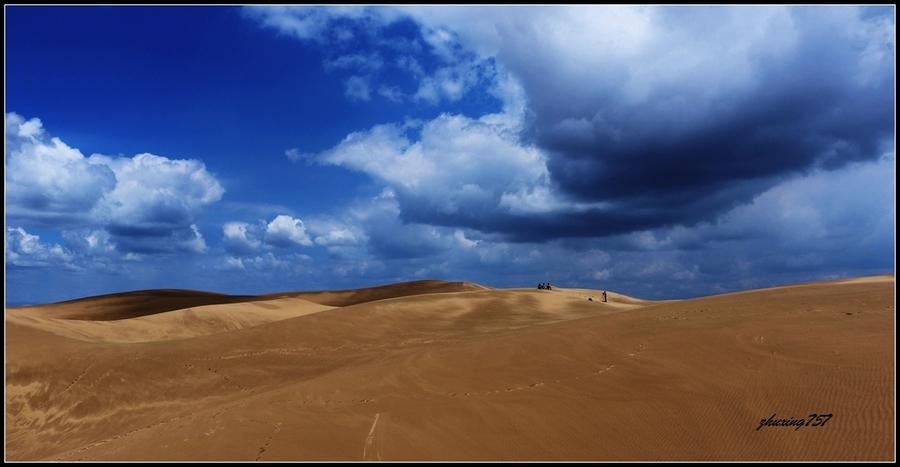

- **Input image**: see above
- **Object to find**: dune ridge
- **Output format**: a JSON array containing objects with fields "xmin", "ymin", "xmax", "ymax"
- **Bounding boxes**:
[
  {"xmin": 5, "ymin": 276, "xmax": 894, "ymax": 460},
  {"xmin": 262, "ymin": 279, "xmax": 491, "ymax": 306}
]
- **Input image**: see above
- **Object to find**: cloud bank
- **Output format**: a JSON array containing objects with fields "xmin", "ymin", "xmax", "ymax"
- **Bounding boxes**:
[{"xmin": 256, "ymin": 5, "xmax": 894, "ymax": 241}]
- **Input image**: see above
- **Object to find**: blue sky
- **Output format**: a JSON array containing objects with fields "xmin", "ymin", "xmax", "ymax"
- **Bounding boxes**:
[{"xmin": 5, "ymin": 5, "xmax": 895, "ymax": 304}]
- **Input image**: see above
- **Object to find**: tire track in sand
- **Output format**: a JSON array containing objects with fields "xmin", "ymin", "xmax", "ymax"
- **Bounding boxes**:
[{"xmin": 362, "ymin": 413, "xmax": 382, "ymax": 460}]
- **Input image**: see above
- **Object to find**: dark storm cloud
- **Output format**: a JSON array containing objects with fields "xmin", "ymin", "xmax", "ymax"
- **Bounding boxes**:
[
  {"xmin": 395, "ymin": 174, "xmax": 778, "ymax": 242},
  {"xmin": 377, "ymin": 6, "xmax": 895, "ymax": 241},
  {"xmin": 535, "ymin": 41, "xmax": 892, "ymax": 210},
  {"xmin": 502, "ymin": 7, "xmax": 895, "ymax": 240}
]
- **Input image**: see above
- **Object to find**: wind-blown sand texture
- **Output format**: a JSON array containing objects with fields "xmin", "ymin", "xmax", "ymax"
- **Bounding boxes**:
[{"xmin": 5, "ymin": 277, "xmax": 894, "ymax": 460}]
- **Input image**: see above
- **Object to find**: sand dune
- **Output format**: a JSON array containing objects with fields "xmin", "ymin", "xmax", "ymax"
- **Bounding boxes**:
[
  {"xmin": 13, "ymin": 289, "xmax": 262, "ymax": 321},
  {"xmin": 263, "ymin": 279, "xmax": 491, "ymax": 306},
  {"xmin": 5, "ymin": 277, "xmax": 894, "ymax": 460},
  {"xmin": 6, "ymin": 297, "xmax": 334, "ymax": 343}
]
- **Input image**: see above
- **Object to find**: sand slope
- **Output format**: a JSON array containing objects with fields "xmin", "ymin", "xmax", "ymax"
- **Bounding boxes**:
[
  {"xmin": 13, "ymin": 289, "xmax": 263, "ymax": 321},
  {"xmin": 6, "ymin": 297, "xmax": 334, "ymax": 343},
  {"xmin": 5, "ymin": 277, "xmax": 894, "ymax": 460}
]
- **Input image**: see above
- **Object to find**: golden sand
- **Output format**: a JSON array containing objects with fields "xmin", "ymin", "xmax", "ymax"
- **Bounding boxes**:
[{"xmin": 5, "ymin": 277, "xmax": 894, "ymax": 460}]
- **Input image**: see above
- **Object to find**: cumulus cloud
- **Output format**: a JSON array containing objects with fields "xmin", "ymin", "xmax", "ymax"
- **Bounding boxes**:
[
  {"xmin": 223, "ymin": 222, "xmax": 263, "ymax": 256},
  {"xmin": 315, "ymin": 105, "xmax": 556, "ymax": 234},
  {"xmin": 265, "ymin": 215, "xmax": 313, "ymax": 247},
  {"xmin": 7, "ymin": 227, "xmax": 74, "ymax": 268},
  {"xmin": 5, "ymin": 113, "xmax": 116, "ymax": 225},
  {"xmin": 91, "ymin": 153, "xmax": 224, "ymax": 239},
  {"xmin": 222, "ymin": 214, "xmax": 316, "ymax": 258},
  {"xmin": 5, "ymin": 112, "xmax": 225, "ymax": 255}
]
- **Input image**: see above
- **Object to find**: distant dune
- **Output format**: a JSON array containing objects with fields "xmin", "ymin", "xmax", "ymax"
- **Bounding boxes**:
[
  {"xmin": 5, "ymin": 276, "xmax": 894, "ymax": 460},
  {"xmin": 11, "ymin": 289, "xmax": 263, "ymax": 321}
]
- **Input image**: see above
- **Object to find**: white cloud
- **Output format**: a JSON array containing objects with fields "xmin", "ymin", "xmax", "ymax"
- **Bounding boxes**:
[
  {"xmin": 224, "ymin": 214, "xmax": 318, "ymax": 257},
  {"xmin": 5, "ymin": 113, "xmax": 116, "ymax": 225},
  {"xmin": 314, "ymin": 228, "xmax": 360, "ymax": 246},
  {"xmin": 186, "ymin": 225, "xmax": 208, "ymax": 253},
  {"xmin": 5, "ymin": 112, "xmax": 225, "ymax": 255},
  {"xmin": 413, "ymin": 60, "xmax": 485, "ymax": 104},
  {"xmin": 316, "ymin": 105, "xmax": 552, "ymax": 222},
  {"xmin": 223, "ymin": 222, "xmax": 263, "ymax": 256},
  {"xmin": 223, "ymin": 255, "xmax": 247, "ymax": 270},
  {"xmin": 397, "ymin": 6, "xmax": 771, "ymax": 105},
  {"xmin": 7, "ymin": 227, "xmax": 74, "ymax": 268},
  {"xmin": 92, "ymin": 153, "xmax": 224, "ymax": 234},
  {"xmin": 265, "ymin": 214, "xmax": 313, "ymax": 247}
]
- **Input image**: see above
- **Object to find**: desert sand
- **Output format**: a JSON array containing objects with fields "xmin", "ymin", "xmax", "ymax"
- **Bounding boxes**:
[{"xmin": 5, "ymin": 276, "xmax": 895, "ymax": 461}]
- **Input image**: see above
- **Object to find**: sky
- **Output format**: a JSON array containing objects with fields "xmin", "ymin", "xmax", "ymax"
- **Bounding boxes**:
[{"xmin": 4, "ymin": 5, "xmax": 896, "ymax": 305}]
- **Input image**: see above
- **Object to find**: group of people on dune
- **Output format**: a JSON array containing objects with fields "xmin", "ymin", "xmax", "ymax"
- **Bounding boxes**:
[{"xmin": 537, "ymin": 283, "xmax": 608, "ymax": 303}]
